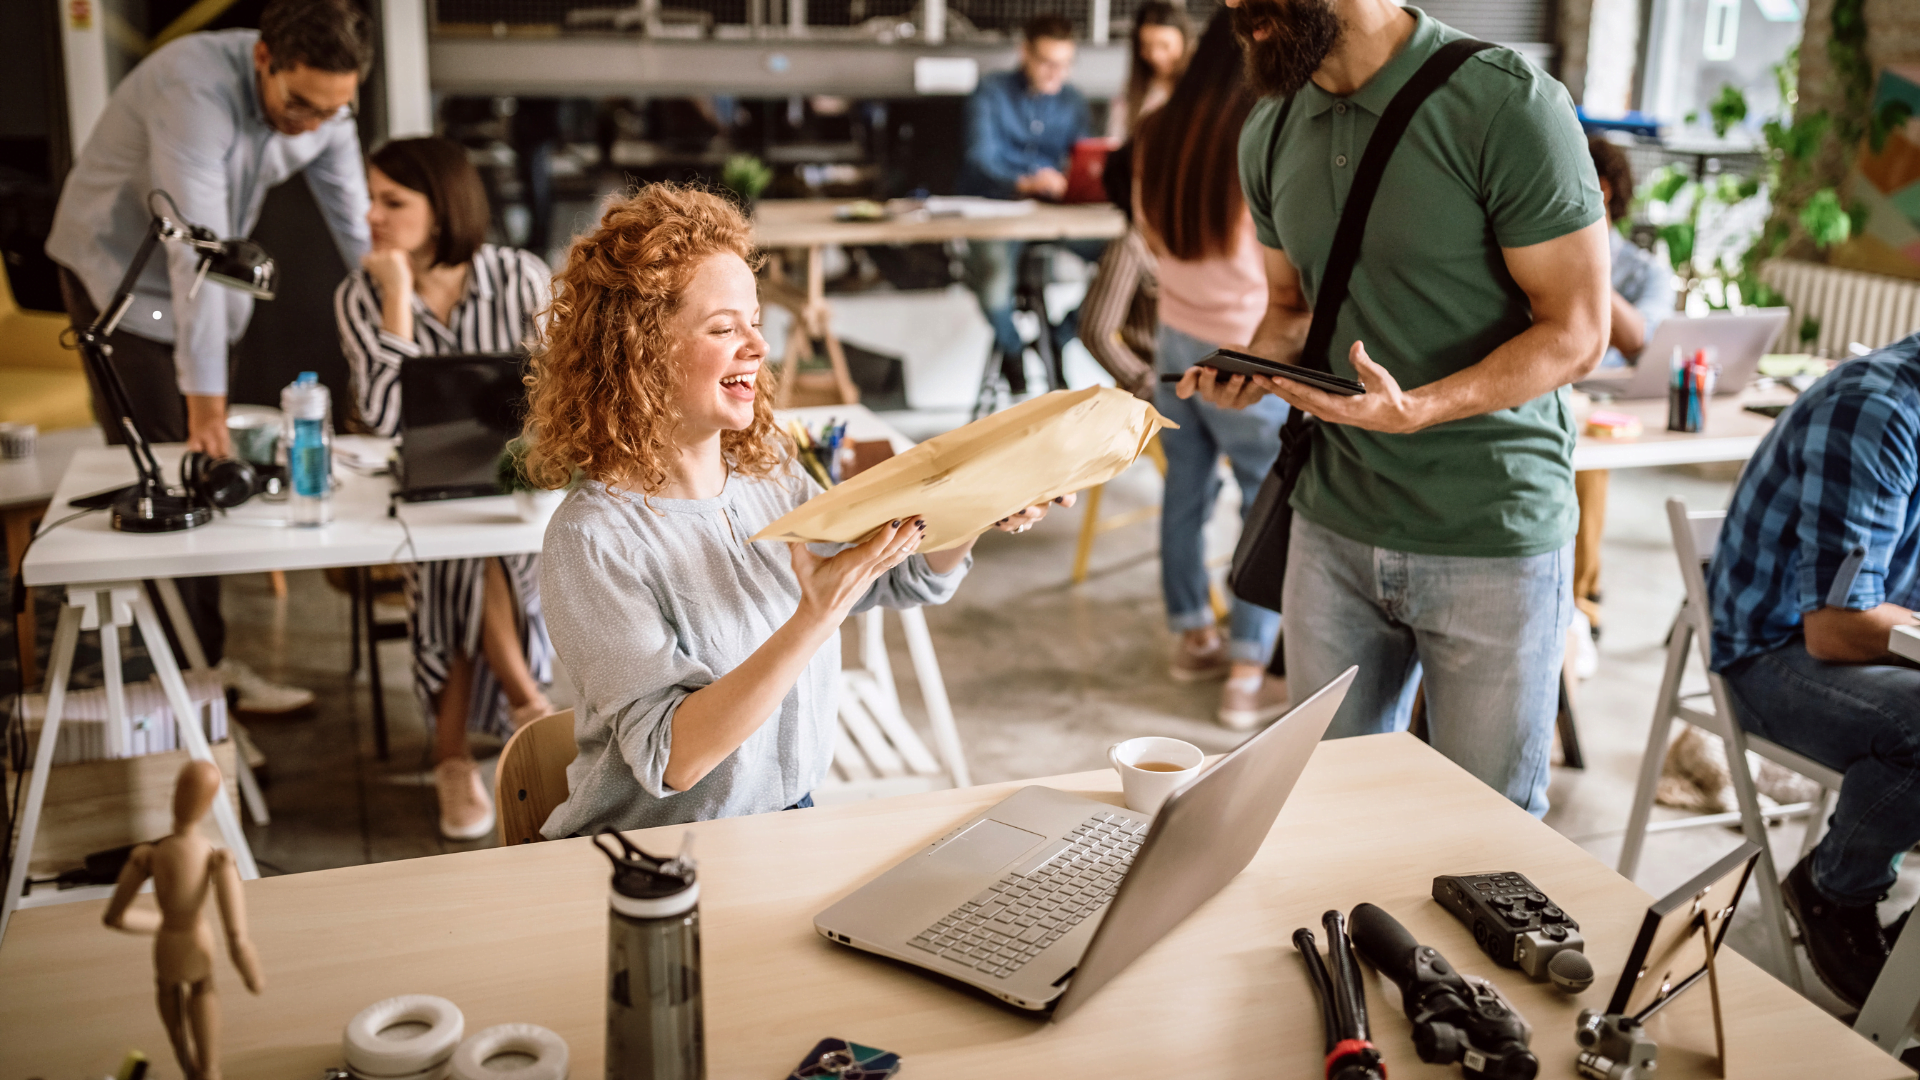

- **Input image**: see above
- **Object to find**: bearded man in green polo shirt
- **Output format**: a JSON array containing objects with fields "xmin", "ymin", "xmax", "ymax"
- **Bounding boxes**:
[{"xmin": 1175, "ymin": 0, "xmax": 1611, "ymax": 816}]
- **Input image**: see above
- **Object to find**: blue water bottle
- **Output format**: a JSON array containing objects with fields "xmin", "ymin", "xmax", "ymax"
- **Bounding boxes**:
[{"xmin": 281, "ymin": 371, "xmax": 333, "ymax": 526}]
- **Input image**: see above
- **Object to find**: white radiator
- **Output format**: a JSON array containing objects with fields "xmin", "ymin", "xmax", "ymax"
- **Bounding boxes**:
[{"xmin": 1759, "ymin": 259, "xmax": 1920, "ymax": 356}]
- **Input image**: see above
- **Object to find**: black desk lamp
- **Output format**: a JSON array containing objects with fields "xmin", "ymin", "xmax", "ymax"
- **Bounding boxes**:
[{"xmin": 72, "ymin": 191, "xmax": 278, "ymax": 532}]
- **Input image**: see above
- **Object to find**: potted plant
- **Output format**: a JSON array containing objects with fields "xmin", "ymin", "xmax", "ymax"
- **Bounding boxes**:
[
  {"xmin": 498, "ymin": 437, "xmax": 563, "ymax": 522},
  {"xmin": 721, "ymin": 154, "xmax": 773, "ymax": 215}
]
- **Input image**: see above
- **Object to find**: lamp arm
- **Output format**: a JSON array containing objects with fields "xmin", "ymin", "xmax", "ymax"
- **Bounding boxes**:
[{"xmin": 78, "ymin": 216, "xmax": 171, "ymax": 488}]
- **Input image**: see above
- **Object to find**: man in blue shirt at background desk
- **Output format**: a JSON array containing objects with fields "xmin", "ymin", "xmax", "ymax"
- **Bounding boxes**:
[
  {"xmin": 957, "ymin": 15, "xmax": 1089, "ymax": 395},
  {"xmin": 1709, "ymin": 332, "xmax": 1920, "ymax": 1009}
]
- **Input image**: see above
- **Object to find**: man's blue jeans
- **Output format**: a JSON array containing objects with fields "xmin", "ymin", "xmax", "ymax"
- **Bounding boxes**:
[
  {"xmin": 1721, "ymin": 639, "xmax": 1920, "ymax": 905},
  {"xmin": 963, "ymin": 239, "xmax": 1105, "ymax": 361},
  {"xmin": 1282, "ymin": 514, "xmax": 1571, "ymax": 816},
  {"xmin": 1153, "ymin": 324, "xmax": 1287, "ymax": 663}
]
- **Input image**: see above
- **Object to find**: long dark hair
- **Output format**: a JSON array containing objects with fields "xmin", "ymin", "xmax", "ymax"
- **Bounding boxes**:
[
  {"xmin": 1137, "ymin": 10, "xmax": 1253, "ymax": 261},
  {"xmin": 1125, "ymin": 1, "xmax": 1191, "ymax": 131}
]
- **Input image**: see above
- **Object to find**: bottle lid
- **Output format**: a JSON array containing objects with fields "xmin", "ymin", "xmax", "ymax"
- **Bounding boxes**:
[
  {"xmin": 298, "ymin": 371, "xmax": 318, "ymax": 385},
  {"xmin": 593, "ymin": 830, "xmax": 698, "ymax": 918}
]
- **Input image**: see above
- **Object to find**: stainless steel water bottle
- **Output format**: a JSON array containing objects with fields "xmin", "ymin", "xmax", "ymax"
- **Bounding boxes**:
[{"xmin": 595, "ymin": 830, "xmax": 703, "ymax": 1080}]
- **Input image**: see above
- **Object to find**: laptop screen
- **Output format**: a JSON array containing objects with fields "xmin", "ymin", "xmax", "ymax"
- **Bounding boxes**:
[{"xmin": 396, "ymin": 353, "xmax": 526, "ymax": 500}]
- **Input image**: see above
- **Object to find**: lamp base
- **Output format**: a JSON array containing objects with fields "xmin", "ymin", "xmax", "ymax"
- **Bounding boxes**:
[{"xmin": 111, "ymin": 490, "xmax": 212, "ymax": 532}]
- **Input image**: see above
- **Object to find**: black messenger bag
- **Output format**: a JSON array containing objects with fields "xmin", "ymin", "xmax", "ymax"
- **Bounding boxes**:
[{"xmin": 1227, "ymin": 37, "xmax": 1494, "ymax": 613}]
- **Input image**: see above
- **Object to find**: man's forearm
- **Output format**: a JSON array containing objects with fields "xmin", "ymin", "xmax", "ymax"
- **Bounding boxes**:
[
  {"xmin": 1246, "ymin": 301, "xmax": 1311, "ymax": 365},
  {"xmin": 1396, "ymin": 313, "xmax": 1605, "ymax": 431},
  {"xmin": 1804, "ymin": 602, "xmax": 1915, "ymax": 664}
]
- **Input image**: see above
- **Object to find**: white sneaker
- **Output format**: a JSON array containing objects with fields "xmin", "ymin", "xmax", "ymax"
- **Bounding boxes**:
[
  {"xmin": 434, "ymin": 757, "xmax": 496, "ymax": 841},
  {"xmin": 218, "ymin": 658, "xmax": 316, "ymax": 714}
]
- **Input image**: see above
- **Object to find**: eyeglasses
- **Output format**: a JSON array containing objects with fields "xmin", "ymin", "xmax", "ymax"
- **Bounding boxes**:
[{"xmin": 270, "ymin": 70, "xmax": 357, "ymax": 125}]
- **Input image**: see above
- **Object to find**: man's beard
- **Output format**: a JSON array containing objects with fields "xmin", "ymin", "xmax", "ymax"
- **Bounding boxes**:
[{"xmin": 1232, "ymin": 0, "xmax": 1344, "ymax": 99}]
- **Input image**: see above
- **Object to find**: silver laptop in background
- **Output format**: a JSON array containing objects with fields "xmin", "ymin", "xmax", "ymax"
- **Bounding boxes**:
[
  {"xmin": 813, "ymin": 668, "xmax": 1356, "ymax": 1019},
  {"xmin": 1576, "ymin": 307, "xmax": 1790, "ymax": 400}
]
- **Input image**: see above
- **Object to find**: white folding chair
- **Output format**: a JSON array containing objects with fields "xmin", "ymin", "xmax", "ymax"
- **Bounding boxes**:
[
  {"xmin": 1617, "ymin": 497, "xmax": 1844, "ymax": 992},
  {"xmin": 1857, "ymin": 916, "xmax": 1920, "ymax": 1057},
  {"xmin": 816, "ymin": 608, "xmax": 972, "ymax": 803}
]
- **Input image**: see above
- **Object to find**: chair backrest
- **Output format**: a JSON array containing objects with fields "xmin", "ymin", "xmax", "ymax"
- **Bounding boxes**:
[
  {"xmin": 495, "ymin": 709, "xmax": 577, "ymax": 846},
  {"xmin": 1666, "ymin": 497, "xmax": 1725, "ymax": 636}
]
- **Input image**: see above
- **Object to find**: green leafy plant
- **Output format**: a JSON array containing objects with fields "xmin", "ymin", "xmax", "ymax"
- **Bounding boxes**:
[
  {"xmin": 720, "ymin": 154, "xmax": 773, "ymax": 204},
  {"xmin": 1708, "ymin": 84, "xmax": 1749, "ymax": 138}
]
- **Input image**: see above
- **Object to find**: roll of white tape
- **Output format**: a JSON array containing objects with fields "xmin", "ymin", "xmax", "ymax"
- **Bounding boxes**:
[
  {"xmin": 450, "ymin": 1024, "xmax": 569, "ymax": 1080},
  {"xmin": 343, "ymin": 995, "xmax": 466, "ymax": 1078}
]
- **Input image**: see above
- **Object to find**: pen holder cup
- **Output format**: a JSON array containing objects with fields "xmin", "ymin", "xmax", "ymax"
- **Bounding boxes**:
[{"xmin": 1666, "ymin": 365, "xmax": 1717, "ymax": 434}]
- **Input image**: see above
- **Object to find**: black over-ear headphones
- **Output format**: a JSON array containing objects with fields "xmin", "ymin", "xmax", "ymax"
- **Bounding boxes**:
[{"xmin": 181, "ymin": 451, "xmax": 282, "ymax": 509}]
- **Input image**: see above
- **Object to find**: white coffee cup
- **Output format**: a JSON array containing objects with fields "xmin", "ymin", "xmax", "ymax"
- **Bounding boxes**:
[{"xmin": 1107, "ymin": 736, "xmax": 1205, "ymax": 815}]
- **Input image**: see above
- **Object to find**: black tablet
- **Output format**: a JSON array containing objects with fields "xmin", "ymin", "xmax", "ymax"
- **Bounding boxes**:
[{"xmin": 1157, "ymin": 348, "xmax": 1366, "ymax": 397}]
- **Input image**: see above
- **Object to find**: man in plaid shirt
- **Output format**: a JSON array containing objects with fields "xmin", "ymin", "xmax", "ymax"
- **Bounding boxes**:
[{"xmin": 1709, "ymin": 331, "xmax": 1920, "ymax": 1008}]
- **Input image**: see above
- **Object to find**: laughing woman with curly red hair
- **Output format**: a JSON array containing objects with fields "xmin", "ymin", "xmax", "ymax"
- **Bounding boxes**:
[{"xmin": 528, "ymin": 186, "xmax": 1062, "ymax": 835}]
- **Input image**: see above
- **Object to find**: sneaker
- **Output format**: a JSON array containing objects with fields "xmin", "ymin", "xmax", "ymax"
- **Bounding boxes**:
[
  {"xmin": 218, "ymin": 658, "xmax": 315, "ymax": 715},
  {"xmin": 1218, "ymin": 676, "xmax": 1290, "ymax": 731},
  {"xmin": 434, "ymin": 756, "xmax": 496, "ymax": 842},
  {"xmin": 1781, "ymin": 854, "xmax": 1889, "ymax": 1008},
  {"xmin": 510, "ymin": 696, "xmax": 555, "ymax": 730},
  {"xmin": 1170, "ymin": 638, "xmax": 1231, "ymax": 683}
]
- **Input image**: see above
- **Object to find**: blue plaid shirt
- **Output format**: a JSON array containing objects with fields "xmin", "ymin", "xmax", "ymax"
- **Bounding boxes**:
[{"xmin": 1708, "ymin": 332, "xmax": 1920, "ymax": 670}]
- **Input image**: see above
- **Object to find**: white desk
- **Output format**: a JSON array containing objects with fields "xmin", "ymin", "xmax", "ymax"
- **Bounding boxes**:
[
  {"xmin": 1894, "ymin": 624, "xmax": 1920, "ymax": 664},
  {"xmin": 3, "ymin": 426, "xmax": 105, "ymax": 684},
  {"xmin": 1571, "ymin": 388, "xmax": 1789, "ymax": 471}
]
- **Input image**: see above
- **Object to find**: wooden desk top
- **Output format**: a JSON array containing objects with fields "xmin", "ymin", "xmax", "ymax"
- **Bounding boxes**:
[
  {"xmin": 754, "ymin": 198, "xmax": 1126, "ymax": 249},
  {"xmin": 1, "ymin": 734, "xmax": 1902, "ymax": 1080}
]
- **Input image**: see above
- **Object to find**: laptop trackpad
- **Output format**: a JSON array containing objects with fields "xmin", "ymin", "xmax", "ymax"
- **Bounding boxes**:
[{"xmin": 932, "ymin": 819, "xmax": 1048, "ymax": 874}]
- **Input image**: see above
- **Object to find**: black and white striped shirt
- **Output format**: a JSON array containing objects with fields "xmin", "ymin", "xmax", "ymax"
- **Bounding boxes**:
[{"xmin": 333, "ymin": 243, "xmax": 552, "ymax": 436}]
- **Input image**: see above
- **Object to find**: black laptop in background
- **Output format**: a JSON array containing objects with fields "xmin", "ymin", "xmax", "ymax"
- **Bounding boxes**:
[{"xmin": 393, "ymin": 353, "xmax": 527, "ymax": 503}]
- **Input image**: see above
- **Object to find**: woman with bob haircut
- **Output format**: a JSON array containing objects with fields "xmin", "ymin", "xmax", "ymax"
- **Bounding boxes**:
[
  {"xmin": 334, "ymin": 135, "xmax": 555, "ymax": 842},
  {"xmin": 526, "ymin": 185, "xmax": 1065, "ymax": 835}
]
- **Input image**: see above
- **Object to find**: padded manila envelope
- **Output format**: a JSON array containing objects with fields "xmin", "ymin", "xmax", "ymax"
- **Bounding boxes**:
[{"xmin": 754, "ymin": 386, "xmax": 1174, "ymax": 552}]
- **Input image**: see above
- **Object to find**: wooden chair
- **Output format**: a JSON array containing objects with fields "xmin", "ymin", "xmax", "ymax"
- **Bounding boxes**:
[
  {"xmin": 1616, "ymin": 498, "xmax": 1842, "ymax": 992},
  {"xmin": 494, "ymin": 709, "xmax": 577, "ymax": 846}
]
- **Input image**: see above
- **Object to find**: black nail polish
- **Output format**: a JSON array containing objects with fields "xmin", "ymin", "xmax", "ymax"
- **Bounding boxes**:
[
  {"xmin": 890, "ymin": 519, "xmax": 901, "ymax": 527},
  {"xmin": 916, "ymin": 520, "xmax": 926, "ymax": 530}
]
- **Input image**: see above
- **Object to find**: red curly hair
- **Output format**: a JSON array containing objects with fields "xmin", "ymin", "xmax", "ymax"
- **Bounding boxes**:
[{"xmin": 523, "ymin": 184, "xmax": 784, "ymax": 496}]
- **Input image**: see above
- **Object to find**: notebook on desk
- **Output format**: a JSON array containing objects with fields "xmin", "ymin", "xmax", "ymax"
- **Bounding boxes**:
[
  {"xmin": 814, "ymin": 668, "xmax": 1355, "ymax": 1019},
  {"xmin": 392, "ymin": 353, "xmax": 527, "ymax": 503}
]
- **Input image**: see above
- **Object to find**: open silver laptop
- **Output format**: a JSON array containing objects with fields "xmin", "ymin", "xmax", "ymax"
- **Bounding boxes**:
[
  {"xmin": 813, "ymin": 668, "xmax": 1355, "ymax": 1019},
  {"xmin": 1576, "ymin": 308, "xmax": 1789, "ymax": 400}
]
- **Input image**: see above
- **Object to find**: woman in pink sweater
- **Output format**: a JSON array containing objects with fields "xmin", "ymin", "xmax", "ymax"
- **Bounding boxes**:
[{"xmin": 1135, "ymin": 12, "xmax": 1288, "ymax": 730}]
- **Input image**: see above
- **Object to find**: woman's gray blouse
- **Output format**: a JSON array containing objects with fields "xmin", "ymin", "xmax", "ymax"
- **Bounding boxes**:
[{"xmin": 538, "ymin": 464, "xmax": 968, "ymax": 837}]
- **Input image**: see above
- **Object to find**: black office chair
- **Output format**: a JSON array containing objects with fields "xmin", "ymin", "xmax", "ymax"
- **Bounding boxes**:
[{"xmin": 973, "ymin": 242, "xmax": 1070, "ymax": 419}]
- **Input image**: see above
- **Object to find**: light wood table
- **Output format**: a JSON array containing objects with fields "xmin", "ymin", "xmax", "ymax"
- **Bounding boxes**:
[
  {"xmin": 751, "ymin": 199, "xmax": 1127, "ymax": 407},
  {"xmin": 1894, "ymin": 624, "xmax": 1920, "ymax": 663},
  {"xmin": 1571, "ymin": 386, "xmax": 1791, "ymax": 471},
  {"xmin": 1, "ymin": 733, "xmax": 1903, "ymax": 1080}
]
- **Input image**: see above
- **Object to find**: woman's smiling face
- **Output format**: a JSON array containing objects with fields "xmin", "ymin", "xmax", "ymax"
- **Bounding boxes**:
[{"xmin": 669, "ymin": 252, "xmax": 768, "ymax": 438}]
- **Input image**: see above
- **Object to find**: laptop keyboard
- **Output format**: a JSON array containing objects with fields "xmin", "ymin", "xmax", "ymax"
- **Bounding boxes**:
[{"xmin": 907, "ymin": 810, "xmax": 1148, "ymax": 979}]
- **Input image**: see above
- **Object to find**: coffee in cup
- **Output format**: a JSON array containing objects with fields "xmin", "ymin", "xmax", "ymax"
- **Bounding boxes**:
[{"xmin": 1108, "ymin": 736, "xmax": 1205, "ymax": 814}]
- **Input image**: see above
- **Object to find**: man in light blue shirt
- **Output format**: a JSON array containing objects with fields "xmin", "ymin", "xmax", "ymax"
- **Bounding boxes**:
[
  {"xmin": 48, "ymin": 0, "xmax": 372, "ymax": 460},
  {"xmin": 46, "ymin": 0, "xmax": 373, "ymax": 711},
  {"xmin": 957, "ymin": 15, "xmax": 1090, "ymax": 395}
]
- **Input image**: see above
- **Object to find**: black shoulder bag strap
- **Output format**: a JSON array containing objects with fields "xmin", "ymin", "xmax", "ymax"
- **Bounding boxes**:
[{"xmin": 1228, "ymin": 38, "xmax": 1495, "ymax": 625}]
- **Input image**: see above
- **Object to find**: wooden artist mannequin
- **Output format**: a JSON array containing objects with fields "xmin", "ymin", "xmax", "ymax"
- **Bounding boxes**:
[{"xmin": 103, "ymin": 760, "xmax": 264, "ymax": 1080}]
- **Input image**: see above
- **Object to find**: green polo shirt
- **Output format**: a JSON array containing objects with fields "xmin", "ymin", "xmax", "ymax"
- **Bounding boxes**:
[{"xmin": 1238, "ymin": 8, "xmax": 1602, "ymax": 558}]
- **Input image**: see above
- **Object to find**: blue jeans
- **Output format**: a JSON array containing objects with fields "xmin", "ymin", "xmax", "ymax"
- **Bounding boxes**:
[
  {"xmin": 1282, "ymin": 514, "xmax": 1571, "ymax": 816},
  {"xmin": 963, "ymin": 239, "xmax": 1104, "ymax": 359},
  {"xmin": 1153, "ymin": 324, "xmax": 1287, "ymax": 663},
  {"xmin": 1722, "ymin": 639, "xmax": 1920, "ymax": 905}
]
